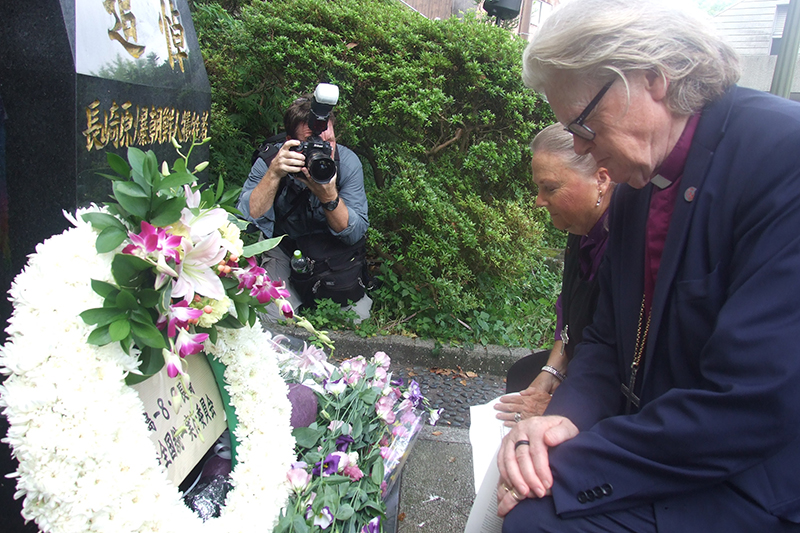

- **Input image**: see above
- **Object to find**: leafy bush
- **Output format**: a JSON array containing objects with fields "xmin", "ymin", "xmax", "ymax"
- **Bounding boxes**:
[{"xmin": 192, "ymin": 0, "xmax": 564, "ymax": 347}]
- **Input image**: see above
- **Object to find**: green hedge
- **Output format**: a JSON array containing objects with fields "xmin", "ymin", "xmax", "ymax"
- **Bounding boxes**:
[{"xmin": 192, "ymin": 0, "xmax": 563, "ymax": 347}]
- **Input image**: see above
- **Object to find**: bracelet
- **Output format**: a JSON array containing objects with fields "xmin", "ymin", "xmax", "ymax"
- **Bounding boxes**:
[{"xmin": 541, "ymin": 365, "xmax": 566, "ymax": 382}]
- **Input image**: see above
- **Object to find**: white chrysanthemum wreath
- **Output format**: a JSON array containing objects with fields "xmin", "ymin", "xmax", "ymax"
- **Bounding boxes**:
[{"xmin": 0, "ymin": 208, "xmax": 295, "ymax": 533}]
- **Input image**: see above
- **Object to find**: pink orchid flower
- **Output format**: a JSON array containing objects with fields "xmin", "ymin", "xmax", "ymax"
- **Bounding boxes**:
[
  {"xmin": 175, "ymin": 328, "xmax": 209, "ymax": 358},
  {"xmin": 123, "ymin": 221, "xmax": 182, "ymax": 262},
  {"xmin": 158, "ymin": 300, "xmax": 204, "ymax": 337},
  {"xmin": 162, "ymin": 348, "xmax": 185, "ymax": 379},
  {"xmin": 234, "ymin": 257, "xmax": 266, "ymax": 290},
  {"xmin": 250, "ymin": 277, "xmax": 291, "ymax": 304},
  {"xmin": 276, "ymin": 298, "xmax": 294, "ymax": 319}
]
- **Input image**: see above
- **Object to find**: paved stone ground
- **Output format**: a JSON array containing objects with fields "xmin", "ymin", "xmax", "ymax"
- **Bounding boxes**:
[
  {"xmin": 390, "ymin": 365, "xmax": 507, "ymax": 428},
  {"xmin": 387, "ymin": 365, "xmax": 507, "ymax": 533}
]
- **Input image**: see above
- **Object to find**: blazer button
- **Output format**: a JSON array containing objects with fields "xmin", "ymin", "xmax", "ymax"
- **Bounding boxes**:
[
  {"xmin": 577, "ymin": 491, "xmax": 588, "ymax": 504},
  {"xmin": 601, "ymin": 483, "xmax": 613, "ymax": 496},
  {"xmin": 592, "ymin": 486, "xmax": 604, "ymax": 499},
  {"xmin": 585, "ymin": 490, "xmax": 596, "ymax": 502}
]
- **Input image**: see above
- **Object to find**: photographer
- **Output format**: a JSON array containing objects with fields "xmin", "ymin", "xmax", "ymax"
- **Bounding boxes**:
[{"xmin": 237, "ymin": 86, "xmax": 371, "ymax": 322}]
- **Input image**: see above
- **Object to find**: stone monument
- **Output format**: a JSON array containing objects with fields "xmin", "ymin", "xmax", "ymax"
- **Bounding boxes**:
[{"xmin": 0, "ymin": 2, "xmax": 211, "ymax": 530}]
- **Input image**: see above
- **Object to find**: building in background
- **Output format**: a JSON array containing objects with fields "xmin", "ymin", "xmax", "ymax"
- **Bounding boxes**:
[
  {"xmin": 713, "ymin": 0, "xmax": 800, "ymax": 98},
  {"xmin": 399, "ymin": 0, "xmax": 560, "ymax": 41}
]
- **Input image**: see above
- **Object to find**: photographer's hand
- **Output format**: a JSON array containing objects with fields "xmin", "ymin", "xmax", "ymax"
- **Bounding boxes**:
[
  {"xmin": 296, "ymin": 173, "xmax": 348, "ymax": 232},
  {"xmin": 248, "ymin": 140, "xmax": 305, "ymax": 219}
]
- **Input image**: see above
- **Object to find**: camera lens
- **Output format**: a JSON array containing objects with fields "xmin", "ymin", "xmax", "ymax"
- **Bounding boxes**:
[{"xmin": 308, "ymin": 154, "xmax": 336, "ymax": 183}]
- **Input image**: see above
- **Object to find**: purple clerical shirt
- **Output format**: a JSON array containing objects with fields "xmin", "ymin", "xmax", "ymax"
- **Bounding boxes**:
[
  {"xmin": 554, "ymin": 209, "xmax": 610, "ymax": 342},
  {"xmin": 643, "ymin": 113, "xmax": 701, "ymax": 314}
]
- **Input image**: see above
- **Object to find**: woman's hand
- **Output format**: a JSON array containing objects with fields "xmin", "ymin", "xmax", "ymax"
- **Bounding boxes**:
[{"xmin": 494, "ymin": 372, "xmax": 561, "ymax": 425}]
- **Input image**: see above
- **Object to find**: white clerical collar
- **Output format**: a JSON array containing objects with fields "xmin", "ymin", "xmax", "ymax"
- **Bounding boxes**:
[{"xmin": 650, "ymin": 174, "xmax": 672, "ymax": 189}]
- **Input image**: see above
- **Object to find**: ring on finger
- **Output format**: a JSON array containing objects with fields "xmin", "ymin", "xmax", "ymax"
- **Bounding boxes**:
[
  {"xmin": 510, "ymin": 488, "xmax": 524, "ymax": 501},
  {"xmin": 500, "ymin": 483, "xmax": 510, "ymax": 493},
  {"xmin": 514, "ymin": 440, "xmax": 530, "ymax": 451},
  {"xmin": 514, "ymin": 412, "xmax": 521, "ymax": 423}
]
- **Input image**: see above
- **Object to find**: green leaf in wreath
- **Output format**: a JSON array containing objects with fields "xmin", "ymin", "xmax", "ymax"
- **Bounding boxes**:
[
  {"xmin": 350, "ymin": 417, "xmax": 363, "ymax": 439},
  {"xmin": 137, "ymin": 289, "xmax": 160, "ymax": 308},
  {"xmin": 80, "ymin": 307, "xmax": 118, "ymax": 325},
  {"xmin": 218, "ymin": 187, "xmax": 241, "ymax": 207},
  {"xmin": 82, "ymin": 308, "xmax": 127, "ymax": 328},
  {"xmin": 130, "ymin": 320, "xmax": 167, "ymax": 349},
  {"xmin": 140, "ymin": 150, "xmax": 159, "ymax": 194},
  {"xmin": 234, "ymin": 299, "xmax": 250, "ymax": 325},
  {"xmin": 107, "ymin": 151, "xmax": 131, "ymax": 178},
  {"xmin": 91, "ymin": 279, "xmax": 119, "ymax": 298},
  {"xmin": 127, "ymin": 147, "xmax": 146, "ymax": 176},
  {"xmin": 111, "ymin": 253, "xmax": 153, "ymax": 288},
  {"xmin": 359, "ymin": 388, "xmax": 379, "ymax": 407},
  {"xmin": 87, "ymin": 325, "xmax": 113, "ymax": 346},
  {"xmin": 149, "ymin": 196, "xmax": 186, "ymax": 227},
  {"xmin": 129, "ymin": 306, "xmax": 155, "ymax": 325},
  {"xmin": 95, "ymin": 226, "xmax": 128, "ymax": 253},
  {"xmin": 242, "ymin": 235, "xmax": 284, "ymax": 258},
  {"xmin": 109, "ymin": 318, "xmax": 131, "ymax": 341},
  {"xmin": 113, "ymin": 181, "xmax": 150, "ymax": 219},
  {"xmin": 215, "ymin": 315, "xmax": 244, "ymax": 329},
  {"xmin": 159, "ymin": 171, "xmax": 196, "ymax": 193},
  {"xmin": 290, "ymin": 514, "xmax": 309, "ymax": 533},
  {"xmin": 81, "ymin": 212, "xmax": 127, "ymax": 232},
  {"xmin": 221, "ymin": 275, "xmax": 239, "ymax": 290},
  {"xmin": 116, "ymin": 289, "xmax": 139, "ymax": 310}
]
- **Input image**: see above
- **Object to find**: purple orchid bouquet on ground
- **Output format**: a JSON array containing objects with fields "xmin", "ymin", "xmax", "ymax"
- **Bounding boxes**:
[{"xmin": 276, "ymin": 346, "xmax": 442, "ymax": 533}]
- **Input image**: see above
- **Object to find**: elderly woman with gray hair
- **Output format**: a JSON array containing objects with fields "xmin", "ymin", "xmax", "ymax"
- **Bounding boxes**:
[
  {"xmin": 493, "ymin": 123, "xmax": 613, "ymax": 423},
  {"xmin": 497, "ymin": 0, "xmax": 800, "ymax": 531}
]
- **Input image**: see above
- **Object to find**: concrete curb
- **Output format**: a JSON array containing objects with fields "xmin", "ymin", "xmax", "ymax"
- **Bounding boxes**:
[{"xmin": 268, "ymin": 323, "xmax": 531, "ymax": 377}]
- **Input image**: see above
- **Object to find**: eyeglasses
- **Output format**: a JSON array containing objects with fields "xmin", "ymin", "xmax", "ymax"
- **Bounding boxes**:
[{"xmin": 565, "ymin": 80, "xmax": 614, "ymax": 141}]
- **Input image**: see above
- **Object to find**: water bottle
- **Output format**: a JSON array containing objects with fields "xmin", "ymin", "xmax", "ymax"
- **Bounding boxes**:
[{"xmin": 291, "ymin": 249, "xmax": 309, "ymax": 274}]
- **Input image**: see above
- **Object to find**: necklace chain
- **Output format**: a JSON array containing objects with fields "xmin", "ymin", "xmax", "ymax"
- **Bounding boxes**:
[{"xmin": 621, "ymin": 294, "xmax": 651, "ymax": 412}]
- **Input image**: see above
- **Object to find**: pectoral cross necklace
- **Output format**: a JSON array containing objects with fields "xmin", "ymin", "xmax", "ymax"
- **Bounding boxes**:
[{"xmin": 621, "ymin": 295, "xmax": 651, "ymax": 414}]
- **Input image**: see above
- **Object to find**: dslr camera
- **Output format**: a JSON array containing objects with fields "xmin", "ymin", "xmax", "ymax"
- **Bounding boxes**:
[{"xmin": 290, "ymin": 83, "xmax": 339, "ymax": 184}]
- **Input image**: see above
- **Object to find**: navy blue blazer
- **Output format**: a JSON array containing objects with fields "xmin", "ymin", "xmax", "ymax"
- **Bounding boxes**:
[{"xmin": 544, "ymin": 86, "xmax": 800, "ymax": 523}]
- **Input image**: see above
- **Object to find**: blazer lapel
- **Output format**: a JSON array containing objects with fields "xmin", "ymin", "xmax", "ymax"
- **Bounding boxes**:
[
  {"xmin": 640, "ymin": 89, "xmax": 735, "ymax": 386},
  {"xmin": 615, "ymin": 185, "xmax": 650, "ymax": 372}
]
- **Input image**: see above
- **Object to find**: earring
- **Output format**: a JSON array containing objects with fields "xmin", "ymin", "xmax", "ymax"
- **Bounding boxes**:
[{"xmin": 595, "ymin": 195, "xmax": 602, "ymax": 207}]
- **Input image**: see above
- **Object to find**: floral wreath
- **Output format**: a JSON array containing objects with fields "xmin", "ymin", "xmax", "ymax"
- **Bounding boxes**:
[
  {"xmin": 0, "ymin": 207, "xmax": 296, "ymax": 532},
  {"xmin": 0, "ymin": 141, "xmax": 305, "ymax": 532}
]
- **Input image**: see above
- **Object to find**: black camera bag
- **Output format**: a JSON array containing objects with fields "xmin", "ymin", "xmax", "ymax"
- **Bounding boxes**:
[{"xmin": 287, "ymin": 235, "xmax": 367, "ymax": 307}]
